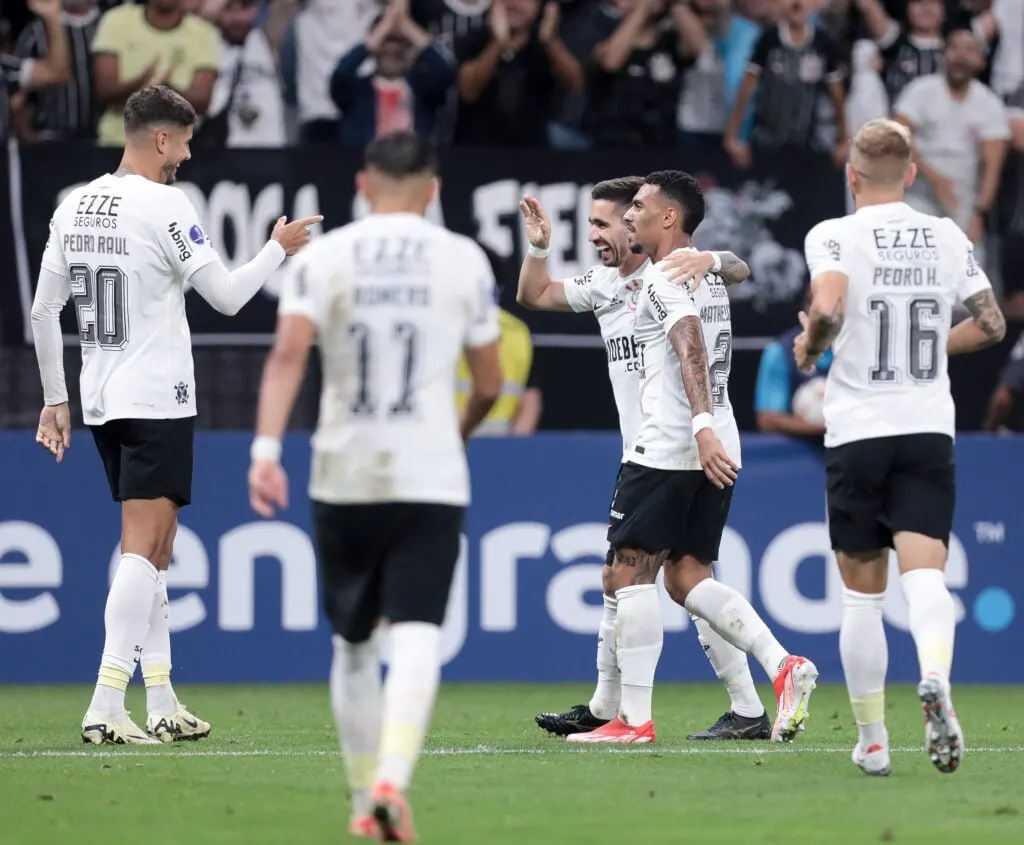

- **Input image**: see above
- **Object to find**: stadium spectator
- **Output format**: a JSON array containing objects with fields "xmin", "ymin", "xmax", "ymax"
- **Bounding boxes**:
[
  {"xmin": 754, "ymin": 290, "xmax": 831, "ymax": 438},
  {"xmin": 580, "ymin": 0, "xmax": 704, "ymax": 148},
  {"xmin": 1, "ymin": 0, "xmax": 71, "ymax": 141},
  {"xmin": 330, "ymin": 0, "xmax": 455, "ymax": 146},
  {"xmin": 677, "ymin": 0, "xmax": 761, "ymax": 150},
  {"xmin": 91, "ymin": 0, "xmax": 220, "ymax": 146},
  {"xmin": 724, "ymin": 0, "xmax": 847, "ymax": 167},
  {"xmin": 894, "ymin": 27, "xmax": 1009, "ymax": 248},
  {"xmin": 9, "ymin": 0, "xmax": 89, "ymax": 143},
  {"xmin": 975, "ymin": 0, "xmax": 1024, "ymax": 99},
  {"xmin": 996, "ymin": 78, "xmax": 1024, "ymax": 318},
  {"xmin": 853, "ymin": 0, "xmax": 948, "ymax": 109},
  {"xmin": 201, "ymin": 0, "xmax": 286, "ymax": 147},
  {"xmin": 983, "ymin": 331, "xmax": 1024, "ymax": 432},
  {"xmin": 413, "ymin": 0, "xmax": 492, "ymax": 52},
  {"xmin": 456, "ymin": 308, "xmax": 542, "ymax": 434},
  {"xmin": 281, "ymin": 0, "xmax": 379, "ymax": 144},
  {"xmin": 453, "ymin": 0, "xmax": 582, "ymax": 146}
]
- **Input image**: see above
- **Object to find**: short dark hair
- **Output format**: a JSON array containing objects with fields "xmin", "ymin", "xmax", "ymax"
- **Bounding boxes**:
[
  {"xmin": 364, "ymin": 131, "xmax": 438, "ymax": 178},
  {"xmin": 643, "ymin": 170, "xmax": 705, "ymax": 236},
  {"xmin": 591, "ymin": 176, "xmax": 644, "ymax": 209},
  {"xmin": 123, "ymin": 85, "xmax": 196, "ymax": 134}
]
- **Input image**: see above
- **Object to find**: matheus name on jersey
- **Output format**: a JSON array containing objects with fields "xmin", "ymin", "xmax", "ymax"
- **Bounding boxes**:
[
  {"xmin": 804, "ymin": 203, "xmax": 993, "ymax": 447},
  {"xmin": 277, "ymin": 212, "xmax": 500, "ymax": 507},
  {"xmin": 42, "ymin": 174, "xmax": 221, "ymax": 425},
  {"xmin": 563, "ymin": 261, "xmax": 649, "ymax": 458},
  {"xmin": 629, "ymin": 248, "xmax": 742, "ymax": 471}
]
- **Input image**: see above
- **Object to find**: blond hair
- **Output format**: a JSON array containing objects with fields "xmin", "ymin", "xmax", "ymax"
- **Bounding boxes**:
[{"xmin": 850, "ymin": 119, "xmax": 913, "ymax": 185}]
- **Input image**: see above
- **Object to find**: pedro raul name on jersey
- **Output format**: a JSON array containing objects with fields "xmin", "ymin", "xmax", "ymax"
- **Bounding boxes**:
[
  {"xmin": 563, "ymin": 261, "xmax": 649, "ymax": 458},
  {"xmin": 804, "ymin": 202, "xmax": 994, "ymax": 448},
  {"xmin": 42, "ymin": 173, "xmax": 221, "ymax": 424},
  {"xmin": 629, "ymin": 250, "xmax": 742, "ymax": 472}
]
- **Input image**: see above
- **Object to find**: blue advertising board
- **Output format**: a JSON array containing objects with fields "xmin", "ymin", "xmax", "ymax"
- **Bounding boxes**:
[{"xmin": 0, "ymin": 433, "xmax": 1018, "ymax": 684}]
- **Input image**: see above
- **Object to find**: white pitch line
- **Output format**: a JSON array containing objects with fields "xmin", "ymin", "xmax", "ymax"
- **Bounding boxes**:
[{"xmin": 1, "ymin": 745, "xmax": 1021, "ymax": 760}]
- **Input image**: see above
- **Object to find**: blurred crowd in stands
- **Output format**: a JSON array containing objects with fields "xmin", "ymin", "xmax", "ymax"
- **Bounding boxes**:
[{"xmin": 2, "ymin": 0, "xmax": 1024, "ymax": 431}]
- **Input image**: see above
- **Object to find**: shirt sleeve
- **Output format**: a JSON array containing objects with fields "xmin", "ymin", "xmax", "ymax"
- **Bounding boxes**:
[
  {"xmin": 277, "ymin": 250, "xmax": 328, "ymax": 331},
  {"xmin": 822, "ymin": 33, "xmax": 843, "ymax": 84},
  {"xmin": 90, "ymin": 8, "xmax": 124, "ymax": 56},
  {"xmin": 191, "ymin": 18, "xmax": 222, "ymax": 71},
  {"xmin": 980, "ymin": 90, "xmax": 1011, "ymax": 141},
  {"xmin": 40, "ymin": 214, "xmax": 67, "ymax": 274},
  {"xmin": 893, "ymin": 78, "xmax": 927, "ymax": 125},
  {"xmin": 948, "ymin": 219, "xmax": 993, "ymax": 301},
  {"xmin": 562, "ymin": 268, "xmax": 596, "ymax": 313},
  {"xmin": 753, "ymin": 342, "xmax": 792, "ymax": 413},
  {"xmin": 804, "ymin": 220, "xmax": 846, "ymax": 278},
  {"xmin": 746, "ymin": 29, "xmax": 772, "ymax": 74},
  {"xmin": 646, "ymin": 269, "xmax": 698, "ymax": 335},
  {"xmin": 1, "ymin": 53, "xmax": 29, "ymax": 93},
  {"xmin": 156, "ymin": 189, "xmax": 223, "ymax": 282},
  {"xmin": 464, "ymin": 241, "xmax": 501, "ymax": 348}
]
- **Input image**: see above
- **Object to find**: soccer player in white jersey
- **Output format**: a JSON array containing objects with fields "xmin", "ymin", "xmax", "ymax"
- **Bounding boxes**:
[
  {"xmin": 518, "ymin": 179, "xmax": 773, "ymax": 743},
  {"xmin": 246, "ymin": 132, "xmax": 502, "ymax": 842},
  {"xmin": 30, "ymin": 85, "xmax": 320, "ymax": 746},
  {"xmin": 572, "ymin": 170, "xmax": 819, "ymax": 744},
  {"xmin": 796, "ymin": 119, "xmax": 1007, "ymax": 776}
]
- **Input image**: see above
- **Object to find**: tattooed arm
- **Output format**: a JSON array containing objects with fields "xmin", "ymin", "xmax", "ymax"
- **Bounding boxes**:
[
  {"xmin": 805, "ymin": 277, "xmax": 847, "ymax": 356},
  {"xmin": 668, "ymin": 316, "xmax": 713, "ymax": 416},
  {"xmin": 711, "ymin": 251, "xmax": 751, "ymax": 286},
  {"xmin": 948, "ymin": 289, "xmax": 1007, "ymax": 355}
]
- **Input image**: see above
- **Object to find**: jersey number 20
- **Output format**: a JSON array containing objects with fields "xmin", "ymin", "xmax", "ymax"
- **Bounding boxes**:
[{"xmin": 69, "ymin": 264, "xmax": 130, "ymax": 350}]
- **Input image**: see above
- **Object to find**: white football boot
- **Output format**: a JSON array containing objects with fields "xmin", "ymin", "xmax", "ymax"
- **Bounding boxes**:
[
  {"xmin": 918, "ymin": 674, "xmax": 964, "ymax": 774},
  {"xmin": 147, "ymin": 703, "xmax": 212, "ymax": 743},
  {"xmin": 852, "ymin": 742, "xmax": 891, "ymax": 777},
  {"xmin": 82, "ymin": 710, "xmax": 161, "ymax": 745}
]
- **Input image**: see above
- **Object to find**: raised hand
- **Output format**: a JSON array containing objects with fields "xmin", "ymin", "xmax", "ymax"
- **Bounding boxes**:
[
  {"xmin": 271, "ymin": 215, "xmax": 324, "ymax": 256},
  {"xmin": 519, "ymin": 195, "xmax": 552, "ymax": 249}
]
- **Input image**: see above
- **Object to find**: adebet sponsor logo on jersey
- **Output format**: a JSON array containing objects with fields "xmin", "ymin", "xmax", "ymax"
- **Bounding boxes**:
[{"xmin": 0, "ymin": 518, "xmax": 1013, "ymax": 646}]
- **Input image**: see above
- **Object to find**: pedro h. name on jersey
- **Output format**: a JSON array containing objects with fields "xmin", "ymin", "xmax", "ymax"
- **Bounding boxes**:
[
  {"xmin": 629, "ymin": 250, "xmax": 742, "ymax": 471},
  {"xmin": 804, "ymin": 203, "xmax": 993, "ymax": 448},
  {"xmin": 562, "ymin": 261, "xmax": 649, "ymax": 457},
  {"xmin": 276, "ymin": 212, "xmax": 500, "ymax": 508},
  {"xmin": 43, "ymin": 174, "xmax": 222, "ymax": 425}
]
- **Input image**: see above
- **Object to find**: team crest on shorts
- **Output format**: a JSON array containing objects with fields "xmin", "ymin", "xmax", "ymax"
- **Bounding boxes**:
[{"xmin": 174, "ymin": 382, "xmax": 190, "ymax": 405}]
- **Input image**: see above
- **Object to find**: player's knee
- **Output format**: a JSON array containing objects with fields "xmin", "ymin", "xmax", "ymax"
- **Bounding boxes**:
[
  {"xmin": 663, "ymin": 555, "xmax": 711, "ymax": 605},
  {"xmin": 121, "ymin": 498, "xmax": 178, "ymax": 565},
  {"xmin": 836, "ymin": 550, "xmax": 888, "ymax": 593},
  {"xmin": 893, "ymin": 531, "xmax": 948, "ymax": 574}
]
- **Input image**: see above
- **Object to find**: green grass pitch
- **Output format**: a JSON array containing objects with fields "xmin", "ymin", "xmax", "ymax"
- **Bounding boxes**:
[{"xmin": 1, "ymin": 683, "xmax": 1022, "ymax": 844}]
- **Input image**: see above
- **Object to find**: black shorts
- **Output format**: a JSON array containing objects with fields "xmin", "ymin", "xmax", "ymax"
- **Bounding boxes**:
[
  {"xmin": 314, "ymin": 501, "xmax": 465, "ymax": 643},
  {"xmin": 89, "ymin": 417, "xmax": 195, "ymax": 507},
  {"xmin": 607, "ymin": 462, "xmax": 734, "ymax": 562},
  {"xmin": 826, "ymin": 433, "xmax": 955, "ymax": 552}
]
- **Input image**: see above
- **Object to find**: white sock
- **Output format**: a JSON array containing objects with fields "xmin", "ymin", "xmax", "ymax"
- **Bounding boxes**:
[
  {"xmin": 141, "ymin": 571, "xmax": 177, "ymax": 715},
  {"xmin": 331, "ymin": 633, "xmax": 383, "ymax": 818},
  {"xmin": 901, "ymin": 568, "xmax": 956, "ymax": 681},
  {"xmin": 684, "ymin": 579, "xmax": 789, "ymax": 682},
  {"xmin": 693, "ymin": 615, "xmax": 764, "ymax": 718},
  {"xmin": 615, "ymin": 584, "xmax": 663, "ymax": 726},
  {"xmin": 840, "ymin": 588, "xmax": 888, "ymax": 749},
  {"xmin": 89, "ymin": 553, "xmax": 158, "ymax": 716},
  {"xmin": 376, "ymin": 622, "xmax": 442, "ymax": 792},
  {"xmin": 588, "ymin": 595, "xmax": 620, "ymax": 720}
]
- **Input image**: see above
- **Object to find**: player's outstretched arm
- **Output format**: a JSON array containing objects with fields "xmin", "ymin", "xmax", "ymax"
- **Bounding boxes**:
[
  {"xmin": 659, "ymin": 250, "xmax": 751, "ymax": 291},
  {"xmin": 188, "ymin": 215, "xmax": 323, "ymax": 316},
  {"xmin": 516, "ymin": 195, "xmax": 572, "ymax": 311},
  {"xmin": 948, "ymin": 289, "xmax": 1007, "ymax": 355}
]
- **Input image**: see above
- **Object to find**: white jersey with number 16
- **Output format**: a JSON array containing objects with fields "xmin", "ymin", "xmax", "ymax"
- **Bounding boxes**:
[
  {"xmin": 805, "ymin": 203, "xmax": 993, "ymax": 448},
  {"xmin": 41, "ymin": 173, "xmax": 222, "ymax": 424},
  {"xmin": 277, "ymin": 212, "xmax": 500, "ymax": 508}
]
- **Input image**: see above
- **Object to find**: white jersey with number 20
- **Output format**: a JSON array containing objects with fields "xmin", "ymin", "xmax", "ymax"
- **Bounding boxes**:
[
  {"xmin": 277, "ymin": 212, "xmax": 500, "ymax": 507},
  {"xmin": 805, "ymin": 203, "xmax": 993, "ymax": 448},
  {"xmin": 41, "ymin": 173, "xmax": 222, "ymax": 424}
]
